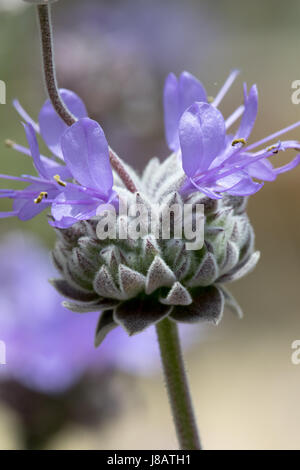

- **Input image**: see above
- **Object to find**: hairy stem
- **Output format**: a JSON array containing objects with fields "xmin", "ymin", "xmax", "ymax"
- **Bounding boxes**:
[
  {"xmin": 36, "ymin": 4, "xmax": 137, "ymax": 193},
  {"xmin": 156, "ymin": 318, "xmax": 201, "ymax": 450},
  {"xmin": 108, "ymin": 148, "xmax": 137, "ymax": 193},
  {"xmin": 37, "ymin": 4, "xmax": 76, "ymax": 126}
]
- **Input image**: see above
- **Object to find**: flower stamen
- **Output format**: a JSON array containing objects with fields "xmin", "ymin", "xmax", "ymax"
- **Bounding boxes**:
[
  {"xmin": 5, "ymin": 139, "xmax": 15, "ymax": 148},
  {"xmin": 267, "ymin": 144, "xmax": 279, "ymax": 154},
  {"xmin": 53, "ymin": 174, "xmax": 66, "ymax": 187},
  {"xmin": 34, "ymin": 191, "xmax": 48, "ymax": 204},
  {"xmin": 232, "ymin": 138, "xmax": 247, "ymax": 146}
]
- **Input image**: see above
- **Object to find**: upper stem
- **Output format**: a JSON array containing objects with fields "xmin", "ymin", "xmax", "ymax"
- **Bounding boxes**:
[
  {"xmin": 108, "ymin": 148, "xmax": 138, "ymax": 193},
  {"xmin": 155, "ymin": 318, "xmax": 201, "ymax": 450},
  {"xmin": 37, "ymin": 4, "xmax": 76, "ymax": 126},
  {"xmin": 36, "ymin": 4, "xmax": 137, "ymax": 194}
]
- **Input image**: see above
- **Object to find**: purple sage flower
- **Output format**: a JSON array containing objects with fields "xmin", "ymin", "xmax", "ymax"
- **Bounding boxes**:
[
  {"xmin": 1, "ymin": 92, "xmax": 116, "ymax": 228},
  {"xmin": 0, "ymin": 89, "xmax": 87, "ymax": 220},
  {"xmin": 50, "ymin": 118, "xmax": 117, "ymax": 229},
  {"xmin": 164, "ymin": 71, "xmax": 300, "ymax": 198},
  {"xmin": 0, "ymin": 123, "xmax": 71, "ymax": 220},
  {"xmin": 2, "ymin": 69, "xmax": 300, "ymax": 341}
]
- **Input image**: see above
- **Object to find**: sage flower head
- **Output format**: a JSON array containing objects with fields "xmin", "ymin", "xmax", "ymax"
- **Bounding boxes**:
[
  {"xmin": 52, "ymin": 151, "xmax": 258, "ymax": 343},
  {"xmin": 2, "ymin": 71, "xmax": 300, "ymax": 346}
]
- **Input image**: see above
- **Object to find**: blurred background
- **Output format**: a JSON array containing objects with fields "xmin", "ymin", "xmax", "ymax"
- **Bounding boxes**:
[{"xmin": 0, "ymin": 0, "xmax": 300, "ymax": 450}]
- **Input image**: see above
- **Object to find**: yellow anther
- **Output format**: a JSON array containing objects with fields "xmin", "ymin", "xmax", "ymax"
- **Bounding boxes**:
[
  {"xmin": 207, "ymin": 96, "xmax": 214, "ymax": 103},
  {"xmin": 54, "ymin": 174, "xmax": 66, "ymax": 187},
  {"xmin": 267, "ymin": 144, "xmax": 278, "ymax": 154},
  {"xmin": 232, "ymin": 138, "xmax": 247, "ymax": 147},
  {"xmin": 34, "ymin": 192, "xmax": 48, "ymax": 204},
  {"xmin": 5, "ymin": 139, "xmax": 15, "ymax": 148}
]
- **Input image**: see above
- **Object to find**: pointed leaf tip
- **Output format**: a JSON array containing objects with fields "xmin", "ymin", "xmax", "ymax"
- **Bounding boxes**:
[
  {"xmin": 118, "ymin": 264, "xmax": 146, "ymax": 298},
  {"xmin": 114, "ymin": 297, "xmax": 172, "ymax": 335},
  {"xmin": 171, "ymin": 285, "xmax": 224, "ymax": 325},
  {"xmin": 145, "ymin": 256, "xmax": 176, "ymax": 295},
  {"xmin": 50, "ymin": 278, "xmax": 98, "ymax": 302},
  {"xmin": 95, "ymin": 310, "xmax": 118, "ymax": 347},
  {"xmin": 160, "ymin": 282, "xmax": 192, "ymax": 306}
]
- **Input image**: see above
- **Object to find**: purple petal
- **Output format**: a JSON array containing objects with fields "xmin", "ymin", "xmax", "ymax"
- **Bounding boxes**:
[
  {"xmin": 235, "ymin": 84, "xmax": 258, "ymax": 141},
  {"xmin": 23, "ymin": 123, "xmax": 49, "ymax": 179},
  {"xmin": 179, "ymin": 102, "xmax": 226, "ymax": 177},
  {"xmin": 198, "ymin": 186, "xmax": 223, "ymax": 199},
  {"xmin": 226, "ymin": 176, "xmax": 263, "ymax": 196},
  {"xmin": 188, "ymin": 177, "xmax": 223, "ymax": 199},
  {"xmin": 163, "ymin": 73, "xmax": 180, "ymax": 151},
  {"xmin": 0, "ymin": 211, "xmax": 18, "ymax": 218},
  {"xmin": 12, "ymin": 184, "xmax": 59, "ymax": 221},
  {"xmin": 0, "ymin": 190, "xmax": 17, "ymax": 198},
  {"xmin": 6, "ymin": 141, "xmax": 70, "ymax": 177},
  {"xmin": 49, "ymin": 216, "xmax": 81, "ymax": 229},
  {"xmin": 225, "ymin": 105, "xmax": 245, "ymax": 130},
  {"xmin": 13, "ymin": 99, "xmax": 39, "ymax": 133},
  {"xmin": 0, "ymin": 173, "xmax": 38, "ymax": 183},
  {"xmin": 274, "ymin": 140, "xmax": 300, "ymax": 152},
  {"xmin": 61, "ymin": 118, "xmax": 113, "ymax": 197},
  {"xmin": 38, "ymin": 89, "xmax": 88, "ymax": 158},
  {"xmin": 51, "ymin": 187, "xmax": 101, "ymax": 227},
  {"xmin": 274, "ymin": 154, "xmax": 300, "ymax": 175},
  {"xmin": 178, "ymin": 71, "xmax": 207, "ymax": 114},
  {"xmin": 248, "ymin": 158, "xmax": 276, "ymax": 181},
  {"xmin": 41, "ymin": 162, "xmax": 72, "ymax": 181},
  {"xmin": 13, "ymin": 198, "xmax": 48, "ymax": 221},
  {"xmin": 246, "ymin": 120, "xmax": 300, "ymax": 151},
  {"xmin": 179, "ymin": 177, "xmax": 222, "ymax": 199},
  {"xmin": 212, "ymin": 70, "xmax": 240, "ymax": 108},
  {"xmin": 164, "ymin": 71, "xmax": 208, "ymax": 152},
  {"xmin": 214, "ymin": 172, "xmax": 247, "ymax": 191}
]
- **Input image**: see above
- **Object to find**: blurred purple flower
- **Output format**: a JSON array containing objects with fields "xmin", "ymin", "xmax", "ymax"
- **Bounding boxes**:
[
  {"xmin": 0, "ymin": 233, "xmax": 116, "ymax": 393},
  {"xmin": 0, "ymin": 233, "xmax": 197, "ymax": 393}
]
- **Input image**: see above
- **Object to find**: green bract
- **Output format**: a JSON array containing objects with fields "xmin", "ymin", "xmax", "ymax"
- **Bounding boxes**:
[{"xmin": 51, "ymin": 154, "xmax": 259, "ymax": 346}]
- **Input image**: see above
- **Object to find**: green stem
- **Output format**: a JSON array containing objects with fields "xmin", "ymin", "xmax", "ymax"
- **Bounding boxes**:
[
  {"xmin": 155, "ymin": 318, "xmax": 201, "ymax": 450},
  {"xmin": 37, "ymin": 4, "xmax": 77, "ymax": 126},
  {"xmin": 36, "ymin": 3, "xmax": 137, "ymax": 193}
]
